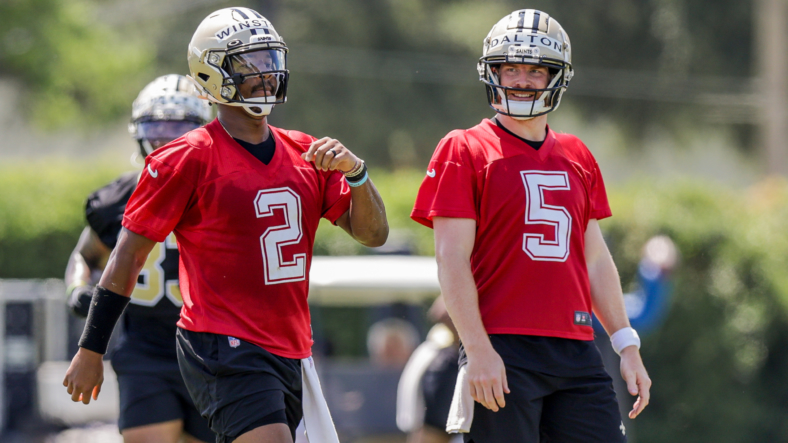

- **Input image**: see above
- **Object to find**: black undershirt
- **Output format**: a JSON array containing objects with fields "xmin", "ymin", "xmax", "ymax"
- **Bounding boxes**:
[
  {"xmin": 234, "ymin": 134, "xmax": 276, "ymax": 165},
  {"xmin": 492, "ymin": 116, "xmax": 545, "ymax": 150}
]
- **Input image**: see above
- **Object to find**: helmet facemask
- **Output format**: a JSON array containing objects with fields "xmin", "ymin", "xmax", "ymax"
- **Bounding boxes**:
[
  {"xmin": 214, "ymin": 47, "xmax": 289, "ymax": 117},
  {"xmin": 480, "ymin": 56, "xmax": 570, "ymax": 120},
  {"xmin": 135, "ymin": 119, "xmax": 205, "ymax": 157}
]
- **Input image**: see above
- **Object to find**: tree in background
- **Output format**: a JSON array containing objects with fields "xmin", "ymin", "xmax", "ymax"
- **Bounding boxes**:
[
  {"xmin": 0, "ymin": 0, "xmax": 154, "ymax": 129},
  {"xmin": 1, "ymin": 0, "xmax": 760, "ymax": 161}
]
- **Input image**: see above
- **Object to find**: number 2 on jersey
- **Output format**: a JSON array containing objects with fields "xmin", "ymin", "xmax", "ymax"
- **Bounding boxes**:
[
  {"xmin": 255, "ymin": 188, "xmax": 307, "ymax": 284},
  {"xmin": 520, "ymin": 171, "xmax": 572, "ymax": 262}
]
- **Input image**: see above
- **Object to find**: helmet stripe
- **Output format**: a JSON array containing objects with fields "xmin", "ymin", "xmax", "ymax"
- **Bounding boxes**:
[
  {"xmin": 517, "ymin": 10, "xmax": 526, "ymax": 28},
  {"xmin": 249, "ymin": 9, "xmax": 263, "ymax": 19},
  {"xmin": 232, "ymin": 8, "xmax": 249, "ymax": 19},
  {"xmin": 250, "ymin": 28, "xmax": 258, "ymax": 35},
  {"xmin": 532, "ymin": 11, "xmax": 541, "ymax": 31}
]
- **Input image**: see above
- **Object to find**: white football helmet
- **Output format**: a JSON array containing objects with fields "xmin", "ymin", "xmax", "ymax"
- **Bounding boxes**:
[
  {"xmin": 478, "ymin": 10, "xmax": 573, "ymax": 120},
  {"xmin": 128, "ymin": 74, "xmax": 212, "ymax": 158},
  {"xmin": 187, "ymin": 7, "xmax": 288, "ymax": 117}
]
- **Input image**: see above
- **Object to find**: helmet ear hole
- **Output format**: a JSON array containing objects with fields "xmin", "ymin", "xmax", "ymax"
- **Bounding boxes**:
[{"xmin": 198, "ymin": 73, "xmax": 210, "ymax": 82}]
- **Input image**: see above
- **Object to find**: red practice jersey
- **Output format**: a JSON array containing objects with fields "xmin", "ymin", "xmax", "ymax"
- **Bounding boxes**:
[
  {"xmin": 412, "ymin": 119, "xmax": 611, "ymax": 341},
  {"xmin": 123, "ymin": 119, "xmax": 351, "ymax": 359}
]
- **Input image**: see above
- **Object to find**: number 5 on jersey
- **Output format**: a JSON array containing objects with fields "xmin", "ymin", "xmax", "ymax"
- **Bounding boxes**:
[{"xmin": 520, "ymin": 171, "xmax": 572, "ymax": 262}]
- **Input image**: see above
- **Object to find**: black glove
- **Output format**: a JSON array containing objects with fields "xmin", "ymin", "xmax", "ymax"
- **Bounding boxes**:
[{"xmin": 67, "ymin": 285, "xmax": 95, "ymax": 318}]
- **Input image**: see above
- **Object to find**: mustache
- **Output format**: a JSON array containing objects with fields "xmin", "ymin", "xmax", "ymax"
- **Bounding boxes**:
[{"xmin": 252, "ymin": 84, "xmax": 275, "ymax": 94}]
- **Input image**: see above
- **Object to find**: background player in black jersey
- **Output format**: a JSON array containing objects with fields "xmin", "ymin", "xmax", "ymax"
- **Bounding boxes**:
[{"xmin": 64, "ymin": 74, "xmax": 214, "ymax": 443}]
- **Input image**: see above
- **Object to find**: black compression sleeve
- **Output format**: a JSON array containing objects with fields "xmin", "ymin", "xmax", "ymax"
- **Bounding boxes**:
[{"xmin": 78, "ymin": 286, "xmax": 130, "ymax": 354}]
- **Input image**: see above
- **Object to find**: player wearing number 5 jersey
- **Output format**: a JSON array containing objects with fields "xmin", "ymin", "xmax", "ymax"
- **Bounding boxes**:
[
  {"xmin": 64, "ymin": 74, "xmax": 214, "ymax": 443},
  {"xmin": 63, "ymin": 7, "xmax": 389, "ymax": 443},
  {"xmin": 412, "ymin": 10, "xmax": 650, "ymax": 442}
]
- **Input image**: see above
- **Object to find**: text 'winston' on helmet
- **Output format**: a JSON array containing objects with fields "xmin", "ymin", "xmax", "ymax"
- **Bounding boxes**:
[
  {"xmin": 478, "ymin": 10, "xmax": 573, "ymax": 120},
  {"xmin": 129, "ymin": 74, "xmax": 212, "ymax": 158},
  {"xmin": 187, "ymin": 7, "xmax": 289, "ymax": 117}
]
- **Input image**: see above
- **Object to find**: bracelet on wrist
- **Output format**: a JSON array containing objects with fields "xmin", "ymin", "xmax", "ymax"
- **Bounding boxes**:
[
  {"xmin": 344, "ymin": 160, "xmax": 365, "ymax": 178},
  {"xmin": 347, "ymin": 170, "xmax": 369, "ymax": 187},
  {"xmin": 345, "ymin": 163, "xmax": 368, "ymax": 184}
]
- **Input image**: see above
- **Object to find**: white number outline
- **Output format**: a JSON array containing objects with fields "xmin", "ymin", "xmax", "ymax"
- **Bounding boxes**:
[
  {"xmin": 254, "ymin": 187, "xmax": 307, "ymax": 285},
  {"xmin": 520, "ymin": 170, "xmax": 572, "ymax": 262}
]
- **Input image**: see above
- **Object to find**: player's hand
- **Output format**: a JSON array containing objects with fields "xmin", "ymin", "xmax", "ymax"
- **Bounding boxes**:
[
  {"xmin": 466, "ymin": 344, "xmax": 510, "ymax": 412},
  {"xmin": 302, "ymin": 137, "xmax": 359, "ymax": 173},
  {"xmin": 620, "ymin": 346, "xmax": 651, "ymax": 419},
  {"xmin": 63, "ymin": 347, "xmax": 104, "ymax": 404}
]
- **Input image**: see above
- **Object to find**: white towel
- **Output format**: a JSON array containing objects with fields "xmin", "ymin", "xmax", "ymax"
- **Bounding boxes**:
[
  {"xmin": 396, "ymin": 324, "xmax": 456, "ymax": 432},
  {"xmin": 445, "ymin": 364, "xmax": 474, "ymax": 433},
  {"xmin": 301, "ymin": 356, "xmax": 340, "ymax": 443}
]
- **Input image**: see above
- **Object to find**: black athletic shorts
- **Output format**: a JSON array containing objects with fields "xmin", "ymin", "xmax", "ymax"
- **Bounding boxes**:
[
  {"xmin": 111, "ymin": 346, "xmax": 214, "ymax": 441},
  {"xmin": 176, "ymin": 328, "xmax": 303, "ymax": 443},
  {"xmin": 460, "ymin": 335, "xmax": 626, "ymax": 443},
  {"xmin": 421, "ymin": 345, "xmax": 459, "ymax": 431}
]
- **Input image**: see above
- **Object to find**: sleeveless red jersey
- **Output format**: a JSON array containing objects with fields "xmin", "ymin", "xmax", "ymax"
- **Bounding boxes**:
[
  {"xmin": 412, "ymin": 119, "xmax": 611, "ymax": 341},
  {"xmin": 123, "ymin": 119, "xmax": 351, "ymax": 358}
]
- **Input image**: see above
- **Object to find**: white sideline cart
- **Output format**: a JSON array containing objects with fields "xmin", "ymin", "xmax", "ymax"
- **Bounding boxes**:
[{"xmin": 1, "ymin": 255, "xmax": 440, "ymax": 427}]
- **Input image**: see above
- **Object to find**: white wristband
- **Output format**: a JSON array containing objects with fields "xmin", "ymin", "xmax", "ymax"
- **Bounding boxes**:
[{"xmin": 610, "ymin": 327, "xmax": 641, "ymax": 355}]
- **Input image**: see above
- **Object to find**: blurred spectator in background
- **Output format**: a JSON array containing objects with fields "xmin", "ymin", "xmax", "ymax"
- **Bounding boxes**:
[
  {"xmin": 367, "ymin": 318, "xmax": 420, "ymax": 369},
  {"xmin": 595, "ymin": 235, "xmax": 678, "ymax": 432},
  {"xmin": 63, "ymin": 74, "xmax": 213, "ymax": 443},
  {"xmin": 397, "ymin": 296, "xmax": 461, "ymax": 443}
]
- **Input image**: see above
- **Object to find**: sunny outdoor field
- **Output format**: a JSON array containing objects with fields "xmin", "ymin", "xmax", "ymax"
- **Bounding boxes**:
[{"xmin": 3, "ymin": 0, "xmax": 788, "ymax": 442}]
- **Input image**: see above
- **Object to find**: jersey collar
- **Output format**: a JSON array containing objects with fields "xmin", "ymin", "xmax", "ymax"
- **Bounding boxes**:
[
  {"xmin": 482, "ymin": 118, "xmax": 556, "ymax": 162},
  {"xmin": 207, "ymin": 119, "xmax": 283, "ymax": 176}
]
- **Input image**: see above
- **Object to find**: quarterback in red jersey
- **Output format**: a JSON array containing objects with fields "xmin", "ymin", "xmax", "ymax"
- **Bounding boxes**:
[
  {"xmin": 412, "ymin": 10, "xmax": 649, "ymax": 442},
  {"xmin": 64, "ymin": 7, "xmax": 388, "ymax": 443}
]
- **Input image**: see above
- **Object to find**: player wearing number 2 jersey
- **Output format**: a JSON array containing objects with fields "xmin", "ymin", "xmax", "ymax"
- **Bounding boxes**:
[
  {"xmin": 64, "ymin": 74, "xmax": 213, "ymax": 443},
  {"xmin": 63, "ymin": 8, "xmax": 388, "ymax": 443},
  {"xmin": 412, "ymin": 10, "xmax": 650, "ymax": 443}
]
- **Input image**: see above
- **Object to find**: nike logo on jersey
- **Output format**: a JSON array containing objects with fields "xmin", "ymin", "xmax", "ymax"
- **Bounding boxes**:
[
  {"xmin": 147, "ymin": 164, "xmax": 159, "ymax": 178},
  {"xmin": 426, "ymin": 169, "xmax": 436, "ymax": 178}
]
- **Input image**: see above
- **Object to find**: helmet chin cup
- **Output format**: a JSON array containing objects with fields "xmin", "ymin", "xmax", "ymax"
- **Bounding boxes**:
[
  {"xmin": 492, "ymin": 86, "xmax": 548, "ymax": 120},
  {"xmin": 241, "ymin": 103, "xmax": 273, "ymax": 117}
]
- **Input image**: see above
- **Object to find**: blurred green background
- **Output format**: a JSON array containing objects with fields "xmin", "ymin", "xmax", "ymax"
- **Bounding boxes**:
[{"xmin": 3, "ymin": 0, "xmax": 788, "ymax": 441}]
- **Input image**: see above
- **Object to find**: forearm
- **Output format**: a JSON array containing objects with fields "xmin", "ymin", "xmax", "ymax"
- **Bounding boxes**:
[
  {"xmin": 65, "ymin": 252, "xmax": 93, "ymax": 289},
  {"xmin": 588, "ymin": 251, "xmax": 630, "ymax": 335},
  {"xmin": 437, "ymin": 254, "xmax": 490, "ymax": 353},
  {"xmin": 346, "ymin": 179, "xmax": 389, "ymax": 247},
  {"xmin": 65, "ymin": 227, "xmax": 110, "ymax": 288},
  {"xmin": 97, "ymin": 228, "xmax": 155, "ymax": 296}
]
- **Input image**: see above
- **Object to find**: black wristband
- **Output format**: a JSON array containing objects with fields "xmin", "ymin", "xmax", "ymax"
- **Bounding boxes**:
[
  {"xmin": 78, "ymin": 286, "xmax": 130, "ymax": 354},
  {"xmin": 345, "ymin": 162, "xmax": 368, "ymax": 183}
]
